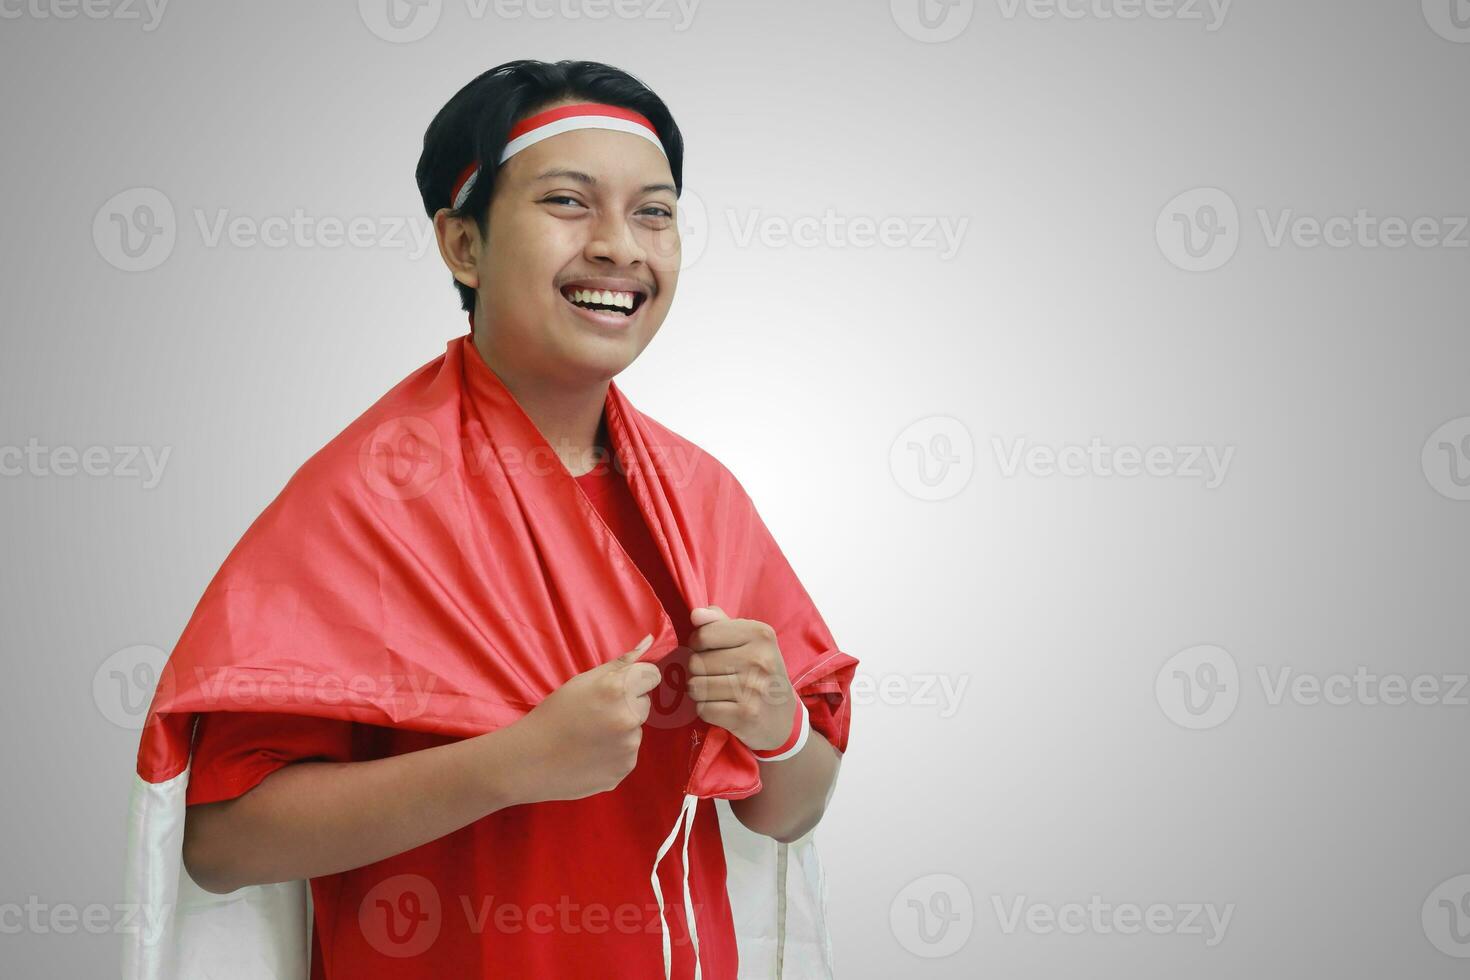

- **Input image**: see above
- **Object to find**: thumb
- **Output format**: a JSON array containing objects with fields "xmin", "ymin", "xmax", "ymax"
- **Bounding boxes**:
[
  {"xmin": 611, "ymin": 633, "xmax": 654, "ymax": 667},
  {"xmin": 690, "ymin": 605, "xmax": 728, "ymax": 627}
]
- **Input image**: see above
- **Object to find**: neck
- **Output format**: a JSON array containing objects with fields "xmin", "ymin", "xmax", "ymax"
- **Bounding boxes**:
[{"xmin": 471, "ymin": 327, "xmax": 609, "ymax": 478}]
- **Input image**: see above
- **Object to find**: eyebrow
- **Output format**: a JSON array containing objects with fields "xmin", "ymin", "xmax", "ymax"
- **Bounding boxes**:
[{"xmin": 532, "ymin": 167, "xmax": 677, "ymax": 195}]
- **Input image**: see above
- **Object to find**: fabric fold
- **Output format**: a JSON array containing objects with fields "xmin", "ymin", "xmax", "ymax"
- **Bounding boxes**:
[{"xmin": 123, "ymin": 332, "xmax": 857, "ymax": 978}]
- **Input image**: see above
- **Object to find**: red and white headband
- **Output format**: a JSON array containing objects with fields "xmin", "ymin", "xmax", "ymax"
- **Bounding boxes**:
[{"xmin": 449, "ymin": 102, "xmax": 665, "ymax": 211}]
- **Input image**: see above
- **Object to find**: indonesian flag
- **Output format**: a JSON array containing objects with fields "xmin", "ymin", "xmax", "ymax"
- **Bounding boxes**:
[{"xmin": 121, "ymin": 332, "xmax": 858, "ymax": 978}]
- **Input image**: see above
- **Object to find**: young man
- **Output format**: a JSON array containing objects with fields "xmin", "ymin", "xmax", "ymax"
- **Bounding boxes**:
[{"xmin": 123, "ymin": 60, "xmax": 857, "ymax": 979}]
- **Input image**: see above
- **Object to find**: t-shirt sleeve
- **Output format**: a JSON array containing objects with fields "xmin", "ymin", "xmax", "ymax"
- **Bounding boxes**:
[
  {"xmin": 798, "ymin": 658, "xmax": 855, "ymax": 756},
  {"xmin": 185, "ymin": 711, "xmax": 356, "ymax": 806},
  {"xmin": 722, "ymin": 470, "xmax": 859, "ymax": 757}
]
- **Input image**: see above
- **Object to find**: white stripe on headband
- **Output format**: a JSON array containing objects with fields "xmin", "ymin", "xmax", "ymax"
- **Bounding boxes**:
[
  {"xmin": 501, "ymin": 114, "xmax": 665, "ymax": 163},
  {"xmin": 450, "ymin": 102, "xmax": 666, "ymax": 211}
]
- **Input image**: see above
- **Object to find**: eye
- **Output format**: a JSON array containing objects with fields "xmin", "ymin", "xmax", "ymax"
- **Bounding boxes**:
[
  {"xmin": 542, "ymin": 194, "xmax": 586, "ymax": 208},
  {"xmin": 639, "ymin": 204, "xmax": 675, "ymax": 225}
]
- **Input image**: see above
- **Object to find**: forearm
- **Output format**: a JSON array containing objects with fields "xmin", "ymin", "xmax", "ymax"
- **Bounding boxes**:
[
  {"xmin": 183, "ymin": 720, "xmax": 541, "ymax": 894},
  {"xmin": 729, "ymin": 728, "xmax": 841, "ymax": 844}
]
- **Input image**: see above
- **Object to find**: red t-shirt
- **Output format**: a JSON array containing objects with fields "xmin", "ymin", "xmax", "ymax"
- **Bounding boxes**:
[{"xmin": 186, "ymin": 455, "xmax": 737, "ymax": 978}]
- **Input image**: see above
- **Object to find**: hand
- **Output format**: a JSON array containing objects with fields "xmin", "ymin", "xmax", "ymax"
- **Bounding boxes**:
[
  {"xmin": 686, "ymin": 606, "xmax": 798, "ymax": 752},
  {"xmin": 514, "ymin": 633, "xmax": 662, "ymax": 802}
]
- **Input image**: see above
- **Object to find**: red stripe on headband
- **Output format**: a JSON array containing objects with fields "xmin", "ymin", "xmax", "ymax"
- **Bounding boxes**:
[
  {"xmin": 448, "ymin": 161, "xmax": 478, "ymax": 211},
  {"xmin": 449, "ymin": 104, "xmax": 660, "ymax": 210},
  {"xmin": 506, "ymin": 102, "xmax": 658, "ymax": 142}
]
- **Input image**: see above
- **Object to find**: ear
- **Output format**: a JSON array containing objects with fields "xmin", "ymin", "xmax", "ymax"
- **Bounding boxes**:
[{"xmin": 434, "ymin": 209, "xmax": 481, "ymax": 291}]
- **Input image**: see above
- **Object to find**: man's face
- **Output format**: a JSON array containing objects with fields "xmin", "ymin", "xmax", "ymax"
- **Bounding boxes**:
[{"xmin": 470, "ymin": 108, "xmax": 681, "ymax": 386}]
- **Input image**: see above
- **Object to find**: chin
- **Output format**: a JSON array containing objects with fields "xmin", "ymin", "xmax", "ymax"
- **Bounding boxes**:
[{"xmin": 556, "ymin": 342, "xmax": 640, "ymax": 385}]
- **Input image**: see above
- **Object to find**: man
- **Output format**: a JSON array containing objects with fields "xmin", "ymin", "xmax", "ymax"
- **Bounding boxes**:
[{"xmin": 123, "ymin": 60, "xmax": 857, "ymax": 979}]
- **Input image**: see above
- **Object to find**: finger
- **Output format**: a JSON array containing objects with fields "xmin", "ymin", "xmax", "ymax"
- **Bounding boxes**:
[
  {"xmin": 687, "ymin": 645, "xmax": 747, "ymax": 676},
  {"xmin": 630, "ymin": 692, "xmax": 652, "ymax": 725},
  {"xmin": 612, "ymin": 633, "xmax": 654, "ymax": 667},
  {"xmin": 694, "ymin": 699, "xmax": 746, "ymax": 731},
  {"xmin": 692, "ymin": 668, "xmax": 791, "ymax": 710},
  {"xmin": 614, "ymin": 670, "xmax": 659, "ymax": 725},
  {"xmin": 690, "ymin": 605, "xmax": 729, "ymax": 628},
  {"xmin": 624, "ymin": 662, "xmax": 662, "ymax": 696},
  {"xmin": 687, "ymin": 673, "xmax": 744, "ymax": 702},
  {"xmin": 687, "ymin": 619, "xmax": 753, "ymax": 653}
]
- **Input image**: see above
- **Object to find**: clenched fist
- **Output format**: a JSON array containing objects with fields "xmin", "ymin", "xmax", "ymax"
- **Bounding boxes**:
[
  {"xmin": 686, "ymin": 606, "xmax": 799, "ymax": 753},
  {"xmin": 513, "ymin": 633, "xmax": 663, "ymax": 803}
]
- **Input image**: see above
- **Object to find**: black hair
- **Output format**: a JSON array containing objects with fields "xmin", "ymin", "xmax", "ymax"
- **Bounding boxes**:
[{"xmin": 415, "ymin": 59, "xmax": 684, "ymax": 314}]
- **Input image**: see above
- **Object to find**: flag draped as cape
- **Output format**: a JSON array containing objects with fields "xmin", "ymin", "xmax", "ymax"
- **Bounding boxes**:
[{"xmin": 122, "ymin": 333, "xmax": 857, "ymax": 979}]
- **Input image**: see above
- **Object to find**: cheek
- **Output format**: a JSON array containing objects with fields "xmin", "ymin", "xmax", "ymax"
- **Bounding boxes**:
[
  {"xmin": 644, "ymin": 225, "xmax": 682, "ymax": 277},
  {"xmin": 489, "ymin": 215, "xmax": 580, "ymax": 293}
]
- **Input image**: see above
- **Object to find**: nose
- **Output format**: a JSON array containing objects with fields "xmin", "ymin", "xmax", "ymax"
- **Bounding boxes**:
[{"xmin": 584, "ymin": 208, "xmax": 646, "ymax": 268}]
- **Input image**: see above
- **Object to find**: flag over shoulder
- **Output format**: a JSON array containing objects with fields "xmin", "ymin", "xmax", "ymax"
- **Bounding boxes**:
[{"xmin": 122, "ymin": 333, "xmax": 858, "ymax": 979}]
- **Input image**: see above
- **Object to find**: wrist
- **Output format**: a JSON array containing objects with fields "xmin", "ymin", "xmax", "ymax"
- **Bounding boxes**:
[
  {"xmin": 473, "ymin": 717, "xmax": 546, "ymax": 810},
  {"xmin": 751, "ymin": 698, "xmax": 809, "ymax": 762}
]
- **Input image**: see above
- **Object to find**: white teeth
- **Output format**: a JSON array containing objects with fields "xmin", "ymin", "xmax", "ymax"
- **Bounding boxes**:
[{"xmin": 568, "ymin": 288, "xmax": 636, "ymax": 310}]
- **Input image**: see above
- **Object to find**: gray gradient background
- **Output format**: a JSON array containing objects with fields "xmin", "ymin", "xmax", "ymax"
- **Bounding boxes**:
[{"xmin": 2, "ymin": 0, "xmax": 1468, "ymax": 977}]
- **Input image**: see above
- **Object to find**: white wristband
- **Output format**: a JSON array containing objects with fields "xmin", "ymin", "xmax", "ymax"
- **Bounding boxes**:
[{"xmin": 754, "ymin": 699, "xmax": 810, "ymax": 763}]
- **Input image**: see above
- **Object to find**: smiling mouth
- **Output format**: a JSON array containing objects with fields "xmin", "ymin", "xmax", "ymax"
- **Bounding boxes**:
[{"xmin": 559, "ymin": 285, "xmax": 648, "ymax": 318}]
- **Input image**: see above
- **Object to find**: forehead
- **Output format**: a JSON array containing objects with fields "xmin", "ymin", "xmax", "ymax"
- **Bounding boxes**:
[{"xmin": 498, "ymin": 127, "xmax": 674, "ymax": 193}]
